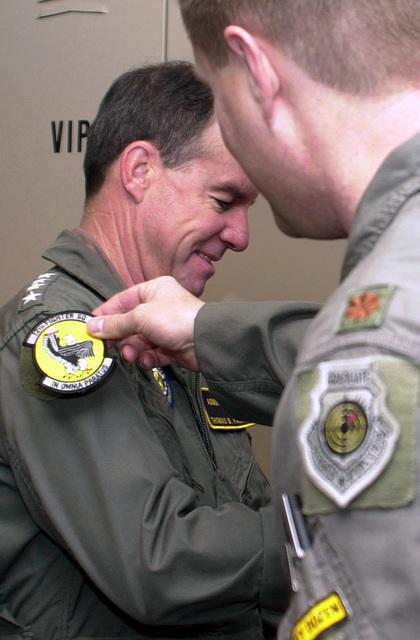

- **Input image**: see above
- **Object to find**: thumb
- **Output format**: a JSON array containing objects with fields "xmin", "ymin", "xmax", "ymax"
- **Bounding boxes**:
[{"xmin": 87, "ymin": 313, "xmax": 140, "ymax": 340}]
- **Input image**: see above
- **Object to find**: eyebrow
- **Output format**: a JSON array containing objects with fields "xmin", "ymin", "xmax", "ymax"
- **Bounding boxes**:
[{"xmin": 213, "ymin": 182, "xmax": 258, "ymax": 204}]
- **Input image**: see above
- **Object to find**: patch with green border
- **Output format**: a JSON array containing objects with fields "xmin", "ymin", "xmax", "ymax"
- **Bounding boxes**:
[{"xmin": 296, "ymin": 356, "xmax": 418, "ymax": 514}]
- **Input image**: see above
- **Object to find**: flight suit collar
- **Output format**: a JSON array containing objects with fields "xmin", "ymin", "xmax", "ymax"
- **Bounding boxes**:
[{"xmin": 341, "ymin": 132, "xmax": 420, "ymax": 280}]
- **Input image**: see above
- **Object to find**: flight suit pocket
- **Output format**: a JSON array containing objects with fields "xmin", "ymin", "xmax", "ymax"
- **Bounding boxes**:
[{"xmin": 277, "ymin": 509, "xmax": 380, "ymax": 640}]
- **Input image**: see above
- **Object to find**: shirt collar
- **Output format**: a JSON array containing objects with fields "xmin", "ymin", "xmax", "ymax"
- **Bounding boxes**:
[{"xmin": 341, "ymin": 132, "xmax": 420, "ymax": 280}]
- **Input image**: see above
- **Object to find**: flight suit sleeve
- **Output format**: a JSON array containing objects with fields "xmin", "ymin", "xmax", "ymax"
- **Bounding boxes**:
[{"xmin": 194, "ymin": 301, "xmax": 320, "ymax": 425}]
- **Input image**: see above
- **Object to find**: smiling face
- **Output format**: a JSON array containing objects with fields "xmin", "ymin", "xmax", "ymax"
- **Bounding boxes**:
[{"xmin": 131, "ymin": 121, "xmax": 258, "ymax": 297}]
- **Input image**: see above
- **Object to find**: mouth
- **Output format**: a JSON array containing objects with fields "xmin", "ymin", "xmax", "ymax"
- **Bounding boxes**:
[{"xmin": 196, "ymin": 251, "xmax": 215, "ymax": 265}]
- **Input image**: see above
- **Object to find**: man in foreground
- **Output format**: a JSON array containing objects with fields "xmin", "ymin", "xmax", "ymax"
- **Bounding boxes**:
[
  {"xmin": 0, "ymin": 61, "xmax": 313, "ymax": 639},
  {"xmin": 88, "ymin": 2, "xmax": 420, "ymax": 638}
]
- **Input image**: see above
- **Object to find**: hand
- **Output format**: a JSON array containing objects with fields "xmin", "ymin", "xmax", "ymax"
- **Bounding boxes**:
[{"xmin": 87, "ymin": 276, "xmax": 204, "ymax": 371}]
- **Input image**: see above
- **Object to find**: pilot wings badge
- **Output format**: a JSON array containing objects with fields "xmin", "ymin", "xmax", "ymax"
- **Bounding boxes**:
[{"xmin": 24, "ymin": 311, "xmax": 114, "ymax": 394}]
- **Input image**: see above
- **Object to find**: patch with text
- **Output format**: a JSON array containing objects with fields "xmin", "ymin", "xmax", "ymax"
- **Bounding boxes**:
[
  {"xmin": 292, "ymin": 592, "xmax": 348, "ymax": 640},
  {"xmin": 201, "ymin": 388, "xmax": 254, "ymax": 429},
  {"xmin": 24, "ymin": 311, "xmax": 114, "ymax": 395},
  {"xmin": 298, "ymin": 357, "xmax": 400, "ymax": 508}
]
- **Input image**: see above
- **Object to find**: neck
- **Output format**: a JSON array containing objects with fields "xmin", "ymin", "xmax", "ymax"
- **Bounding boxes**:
[
  {"xmin": 279, "ymin": 50, "xmax": 420, "ymax": 233},
  {"xmin": 81, "ymin": 193, "xmax": 142, "ymax": 288},
  {"xmin": 306, "ymin": 87, "xmax": 420, "ymax": 232}
]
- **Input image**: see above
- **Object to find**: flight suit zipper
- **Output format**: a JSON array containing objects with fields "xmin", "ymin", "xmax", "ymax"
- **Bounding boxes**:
[{"xmin": 194, "ymin": 372, "xmax": 217, "ymax": 469}]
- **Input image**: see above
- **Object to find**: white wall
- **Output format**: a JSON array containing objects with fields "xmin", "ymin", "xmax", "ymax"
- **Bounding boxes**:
[{"xmin": 1, "ymin": 1, "xmax": 164, "ymax": 303}]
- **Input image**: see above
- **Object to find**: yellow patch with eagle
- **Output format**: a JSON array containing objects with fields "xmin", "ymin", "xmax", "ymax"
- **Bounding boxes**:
[
  {"xmin": 201, "ymin": 387, "xmax": 254, "ymax": 429},
  {"xmin": 24, "ymin": 312, "xmax": 114, "ymax": 395}
]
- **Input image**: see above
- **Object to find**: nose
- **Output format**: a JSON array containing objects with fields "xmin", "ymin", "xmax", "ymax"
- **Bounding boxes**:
[{"xmin": 220, "ymin": 208, "xmax": 250, "ymax": 253}]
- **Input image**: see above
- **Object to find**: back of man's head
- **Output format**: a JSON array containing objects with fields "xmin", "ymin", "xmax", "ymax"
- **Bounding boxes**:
[
  {"xmin": 84, "ymin": 60, "xmax": 214, "ymax": 200},
  {"xmin": 179, "ymin": 0, "xmax": 420, "ymax": 95}
]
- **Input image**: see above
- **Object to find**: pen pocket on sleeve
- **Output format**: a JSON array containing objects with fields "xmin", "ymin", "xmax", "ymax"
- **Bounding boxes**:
[{"xmin": 277, "ymin": 536, "xmax": 355, "ymax": 640}]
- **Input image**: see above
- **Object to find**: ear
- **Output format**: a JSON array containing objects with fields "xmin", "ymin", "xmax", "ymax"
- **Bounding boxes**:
[
  {"xmin": 224, "ymin": 25, "xmax": 280, "ymax": 123},
  {"xmin": 120, "ymin": 141, "xmax": 159, "ymax": 204}
]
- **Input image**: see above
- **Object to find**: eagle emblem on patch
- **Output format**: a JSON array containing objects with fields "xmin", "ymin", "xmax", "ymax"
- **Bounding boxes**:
[
  {"xmin": 298, "ymin": 357, "xmax": 400, "ymax": 508},
  {"xmin": 24, "ymin": 311, "xmax": 114, "ymax": 394}
]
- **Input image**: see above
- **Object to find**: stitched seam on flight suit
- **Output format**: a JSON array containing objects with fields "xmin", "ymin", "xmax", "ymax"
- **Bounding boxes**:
[
  {"xmin": 342, "ymin": 177, "xmax": 420, "ymax": 280},
  {"xmin": 318, "ymin": 517, "xmax": 379, "ymax": 638},
  {"xmin": 203, "ymin": 379, "xmax": 283, "ymax": 394},
  {"xmin": 0, "ymin": 365, "xmax": 71, "ymax": 555},
  {"xmin": 299, "ymin": 331, "xmax": 420, "ymax": 369}
]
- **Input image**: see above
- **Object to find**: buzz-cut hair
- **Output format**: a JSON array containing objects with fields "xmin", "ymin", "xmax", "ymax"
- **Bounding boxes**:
[{"xmin": 179, "ymin": 0, "xmax": 420, "ymax": 95}]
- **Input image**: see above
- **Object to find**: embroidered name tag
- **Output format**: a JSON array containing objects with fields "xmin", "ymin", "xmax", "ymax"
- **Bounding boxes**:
[
  {"xmin": 201, "ymin": 388, "xmax": 254, "ymax": 429},
  {"xmin": 292, "ymin": 592, "xmax": 348, "ymax": 640}
]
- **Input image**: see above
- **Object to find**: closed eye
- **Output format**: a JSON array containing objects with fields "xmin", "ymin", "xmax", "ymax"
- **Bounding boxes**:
[{"xmin": 213, "ymin": 198, "xmax": 233, "ymax": 212}]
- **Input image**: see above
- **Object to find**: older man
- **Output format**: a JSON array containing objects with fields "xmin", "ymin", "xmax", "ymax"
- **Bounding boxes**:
[
  {"xmin": 0, "ymin": 61, "xmax": 310, "ymax": 639},
  {"xmin": 88, "ymin": 2, "xmax": 420, "ymax": 638}
]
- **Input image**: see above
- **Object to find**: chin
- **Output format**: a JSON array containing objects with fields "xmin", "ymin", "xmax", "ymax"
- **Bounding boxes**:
[
  {"xmin": 181, "ymin": 280, "xmax": 205, "ymax": 298},
  {"xmin": 273, "ymin": 215, "xmax": 301, "ymax": 238},
  {"xmin": 192, "ymin": 286, "xmax": 205, "ymax": 298}
]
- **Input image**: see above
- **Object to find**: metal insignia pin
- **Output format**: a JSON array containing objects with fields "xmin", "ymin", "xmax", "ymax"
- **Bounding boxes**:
[{"xmin": 152, "ymin": 367, "xmax": 174, "ymax": 407}]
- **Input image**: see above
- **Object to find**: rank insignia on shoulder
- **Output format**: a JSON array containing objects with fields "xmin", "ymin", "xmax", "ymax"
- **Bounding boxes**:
[
  {"xmin": 19, "ymin": 272, "xmax": 59, "ymax": 311},
  {"xmin": 24, "ymin": 312, "xmax": 115, "ymax": 395},
  {"xmin": 201, "ymin": 388, "xmax": 254, "ymax": 429},
  {"xmin": 336, "ymin": 284, "xmax": 395, "ymax": 333},
  {"xmin": 298, "ymin": 357, "xmax": 400, "ymax": 508}
]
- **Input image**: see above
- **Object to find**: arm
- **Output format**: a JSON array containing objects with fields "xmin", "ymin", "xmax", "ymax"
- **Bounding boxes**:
[
  {"xmin": 88, "ymin": 276, "xmax": 320, "ymax": 425},
  {"xmin": 194, "ymin": 300, "xmax": 320, "ymax": 425}
]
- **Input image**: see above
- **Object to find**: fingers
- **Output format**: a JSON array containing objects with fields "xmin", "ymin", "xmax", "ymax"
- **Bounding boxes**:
[
  {"xmin": 93, "ymin": 277, "xmax": 180, "ymax": 318},
  {"xmin": 138, "ymin": 349, "xmax": 176, "ymax": 370},
  {"xmin": 93, "ymin": 284, "xmax": 143, "ymax": 317},
  {"xmin": 118, "ymin": 338, "xmax": 174, "ymax": 368},
  {"xmin": 87, "ymin": 308, "xmax": 145, "ymax": 341},
  {"xmin": 87, "ymin": 276, "xmax": 203, "ymax": 372}
]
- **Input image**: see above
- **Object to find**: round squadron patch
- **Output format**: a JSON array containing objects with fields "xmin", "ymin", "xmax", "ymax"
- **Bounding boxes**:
[
  {"xmin": 24, "ymin": 312, "xmax": 115, "ymax": 395},
  {"xmin": 298, "ymin": 356, "xmax": 400, "ymax": 508}
]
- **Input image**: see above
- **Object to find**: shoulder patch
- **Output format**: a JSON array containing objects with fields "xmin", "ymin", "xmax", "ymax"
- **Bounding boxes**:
[
  {"xmin": 336, "ymin": 285, "xmax": 395, "ymax": 333},
  {"xmin": 201, "ymin": 387, "xmax": 254, "ymax": 429},
  {"xmin": 298, "ymin": 356, "xmax": 400, "ymax": 508},
  {"xmin": 23, "ymin": 311, "xmax": 115, "ymax": 396},
  {"xmin": 19, "ymin": 272, "xmax": 59, "ymax": 311}
]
